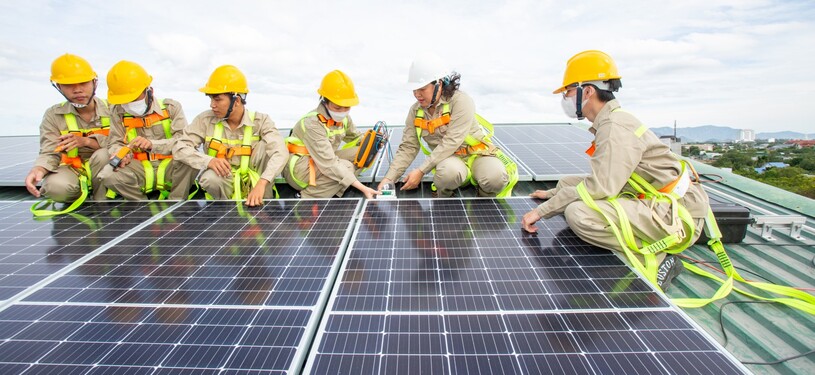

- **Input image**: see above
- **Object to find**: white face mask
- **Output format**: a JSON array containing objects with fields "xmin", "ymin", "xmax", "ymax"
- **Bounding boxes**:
[
  {"xmin": 69, "ymin": 102, "xmax": 88, "ymax": 109},
  {"xmin": 560, "ymin": 92, "xmax": 588, "ymax": 119},
  {"xmin": 328, "ymin": 109, "xmax": 348, "ymax": 122},
  {"xmin": 123, "ymin": 98, "xmax": 148, "ymax": 117}
]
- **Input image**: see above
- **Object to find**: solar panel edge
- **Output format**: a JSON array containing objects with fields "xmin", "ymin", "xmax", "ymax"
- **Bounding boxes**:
[{"xmin": 287, "ymin": 198, "xmax": 365, "ymax": 374}]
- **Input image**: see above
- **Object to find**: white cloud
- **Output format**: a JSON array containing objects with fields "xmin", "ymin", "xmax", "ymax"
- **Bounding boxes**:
[{"xmin": 0, "ymin": 0, "xmax": 812, "ymax": 136}]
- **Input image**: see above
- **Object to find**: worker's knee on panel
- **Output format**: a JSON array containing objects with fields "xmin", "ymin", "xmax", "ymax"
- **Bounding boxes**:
[
  {"xmin": 41, "ymin": 174, "xmax": 80, "ymax": 203},
  {"xmin": 564, "ymin": 202, "xmax": 596, "ymax": 235},
  {"xmin": 434, "ymin": 158, "xmax": 467, "ymax": 192},
  {"xmin": 199, "ymin": 170, "xmax": 230, "ymax": 199},
  {"xmin": 473, "ymin": 157, "xmax": 508, "ymax": 194}
]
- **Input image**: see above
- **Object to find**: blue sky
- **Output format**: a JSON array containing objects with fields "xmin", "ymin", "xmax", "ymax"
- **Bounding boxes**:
[{"xmin": 1, "ymin": 0, "xmax": 813, "ymax": 135}]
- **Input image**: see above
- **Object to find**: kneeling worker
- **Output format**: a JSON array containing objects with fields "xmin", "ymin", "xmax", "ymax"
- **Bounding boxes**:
[
  {"xmin": 173, "ymin": 65, "xmax": 288, "ymax": 206},
  {"xmin": 283, "ymin": 70, "xmax": 379, "ymax": 199},
  {"xmin": 26, "ymin": 53, "xmax": 111, "ymax": 215},
  {"xmin": 521, "ymin": 50, "xmax": 710, "ymax": 291},
  {"xmin": 101, "ymin": 60, "xmax": 190, "ymax": 200}
]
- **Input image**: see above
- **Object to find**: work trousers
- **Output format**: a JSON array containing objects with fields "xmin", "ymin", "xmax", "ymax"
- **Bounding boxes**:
[
  {"xmin": 283, "ymin": 147, "xmax": 362, "ymax": 198},
  {"xmin": 198, "ymin": 141, "xmax": 276, "ymax": 200},
  {"xmin": 98, "ymin": 159, "xmax": 191, "ymax": 200},
  {"xmin": 434, "ymin": 155, "xmax": 508, "ymax": 197},
  {"xmin": 554, "ymin": 176, "xmax": 705, "ymax": 264},
  {"xmin": 41, "ymin": 149, "xmax": 109, "ymax": 202}
]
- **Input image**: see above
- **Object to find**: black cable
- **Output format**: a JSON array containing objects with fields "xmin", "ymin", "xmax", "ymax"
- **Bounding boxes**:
[{"xmin": 718, "ymin": 300, "xmax": 815, "ymax": 365}]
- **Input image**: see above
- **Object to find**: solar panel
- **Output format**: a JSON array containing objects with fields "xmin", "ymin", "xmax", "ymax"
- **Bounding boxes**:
[
  {"xmin": 0, "ymin": 136, "xmax": 39, "ymax": 186},
  {"xmin": 374, "ymin": 126, "xmax": 533, "ymax": 182},
  {"xmin": 0, "ymin": 199, "xmax": 361, "ymax": 374},
  {"xmin": 0, "ymin": 200, "xmax": 172, "ymax": 302},
  {"xmin": 493, "ymin": 124, "xmax": 594, "ymax": 181},
  {"xmin": 303, "ymin": 198, "xmax": 748, "ymax": 374}
]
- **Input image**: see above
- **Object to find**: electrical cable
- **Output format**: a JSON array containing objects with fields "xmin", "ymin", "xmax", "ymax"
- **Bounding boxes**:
[{"xmin": 717, "ymin": 300, "xmax": 815, "ymax": 365}]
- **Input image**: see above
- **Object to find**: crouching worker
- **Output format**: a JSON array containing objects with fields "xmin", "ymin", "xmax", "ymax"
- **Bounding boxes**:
[
  {"xmin": 521, "ymin": 50, "xmax": 710, "ymax": 292},
  {"xmin": 26, "ymin": 53, "xmax": 111, "ymax": 216},
  {"xmin": 100, "ymin": 60, "xmax": 191, "ymax": 200},
  {"xmin": 283, "ymin": 70, "xmax": 379, "ymax": 199},
  {"xmin": 173, "ymin": 65, "xmax": 288, "ymax": 206},
  {"xmin": 378, "ymin": 52, "xmax": 517, "ymax": 198}
]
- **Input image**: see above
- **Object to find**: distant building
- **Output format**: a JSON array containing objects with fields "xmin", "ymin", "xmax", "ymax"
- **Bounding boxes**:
[
  {"xmin": 739, "ymin": 129, "xmax": 755, "ymax": 142},
  {"xmin": 701, "ymin": 152, "xmax": 722, "ymax": 160},
  {"xmin": 755, "ymin": 162, "xmax": 789, "ymax": 174},
  {"xmin": 786, "ymin": 140, "xmax": 815, "ymax": 148},
  {"xmin": 768, "ymin": 138, "xmax": 776, "ymax": 143},
  {"xmin": 659, "ymin": 135, "xmax": 682, "ymax": 155}
]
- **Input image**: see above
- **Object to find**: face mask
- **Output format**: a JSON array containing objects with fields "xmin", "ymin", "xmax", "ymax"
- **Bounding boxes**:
[
  {"xmin": 69, "ymin": 102, "xmax": 88, "ymax": 109},
  {"xmin": 123, "ymin": 98, "xmax": 148, "ymax": 117},
  {"xmin": 560, "ymin": 91, "xmax": 588, "ymax": 119},
  {"xmin": 328, "ymin": 109, "xmax": 348, "ymax": 122}
]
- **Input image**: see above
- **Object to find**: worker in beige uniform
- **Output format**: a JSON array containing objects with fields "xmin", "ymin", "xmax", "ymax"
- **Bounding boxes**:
[
  {"xmin": 283, "ymin": 70, "xmax": 379, "ymax": 199},
  {"xmin": 173, "ymin": 65, "xmax": 288, "ymax": 206},
  {"xmin": 521, "ymin": 50, "xmax": 710, "ymax": 291},
  {"xmin": 25, "ymin": 53, "xmax": 111, "ymax": 214},
  {"xmin": 378, "ymin": 53, "xmax": 515, "ymax": 198},
  {"xmin": 99, "ymin": 60, "xmax": 191, "ymax": 200}
]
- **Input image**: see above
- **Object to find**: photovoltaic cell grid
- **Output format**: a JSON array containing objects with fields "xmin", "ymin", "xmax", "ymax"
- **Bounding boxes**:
[
  {"xmin": 373, "ymin": 126, "xmax": 533, "ymax": 182},
  {"xmin": 0, "ymin": 199, "xmax": 361, "ymax": 374},
  {"xmin": 493, "ymin": 124, "xmax": 594, "ymax": 181},
  {"xmin": 304, "ymin": 198, "xmax": 747, "ymax": 374},
  {"xmin": 0, "ymin": 200, "xmax": 169, "ymax": 302},
  {"xmin": 0, "ymin": 136, "xmax": 39, "ymax": 186}
]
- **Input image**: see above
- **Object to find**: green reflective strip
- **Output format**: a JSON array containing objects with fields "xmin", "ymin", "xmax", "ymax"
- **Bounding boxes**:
[
  {"xmin": 288, "ymin": 155, "xmax": 308, "ymax": 189},
  {"xmin": 208, "ymin": 122, "xmax": 224, "ymax": 157},
  {"xmin": 415, "ymin": 127, "xmax": 432, "ymax": 156},
  {"xmin": 100, "ymin": 116, "xmax": 110, "ymax": 127},
  {"xmin": 126, "ymin": 127, "xmax": 138, "ymax": 143},
  {"xmin": 141, "ymin": 160, "xmax": 154, "ymax": 194},
  {"xmin": 239, "ymin": 124, "xmax": 252, "ymax": 174},
  {"xmin": 64, "ymin": 113, "xmax": 79, "ymax": 158},
  {"xmin": 155, "ymin": 158, "xmax": 172, "ymax": 195},
  {"xmin": 475, "ymin": 113, "xmax": 494, "ymax": 143},
  {"xmin": 634, "ymin": 125, "xmax": 648, "ymax": 138}
]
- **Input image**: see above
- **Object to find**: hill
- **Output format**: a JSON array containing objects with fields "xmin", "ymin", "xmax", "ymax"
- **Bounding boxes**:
[{"xmin": 650, "ymin": 125, "xmax": 809, "ymax": 142}]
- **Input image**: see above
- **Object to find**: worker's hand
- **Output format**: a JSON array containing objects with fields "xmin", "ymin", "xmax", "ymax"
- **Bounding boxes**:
[
  {"xmin": 530, "ymin": 190, "xmax": 551, "ymax": 200},
  {"xmin": 129, "ymin": 136, "xmax": 153, "ymax": 152},
  {"xmin": 56, "ymin": 133, "xmax": 87, "ymax": 152},
  {"xmin": 207, "ymin": 158, "xmax": 232, "ymax": 178},
  {"xmin": 377, "ymin": 178, "xmax": 394, "ymax": 191},
  {"xmin": 109, "ymin": 150, "xmax": 133, "ymax": 171},
  {"xmin": 360, "ymin": 185, "xmax": 380, "ymax": 200},
  {"xmin": 24, "ymin": 166, "xmax": 48, "ymax": 197},
  {"xmin": 245, "ymin": 179, "xmax": 268, "ymax": 207},
  {"xmin": 401, "ymin": 169, "xmax": 424, "ymax": 190},
  {"xmin": 521, "ymin": 210, "xmax": 542, "ymax": 233}
]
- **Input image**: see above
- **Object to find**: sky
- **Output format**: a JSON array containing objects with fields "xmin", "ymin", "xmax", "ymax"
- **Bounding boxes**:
[{"xmin": 1, "ymin": 0, "xmax": 813, "ymax": 136}]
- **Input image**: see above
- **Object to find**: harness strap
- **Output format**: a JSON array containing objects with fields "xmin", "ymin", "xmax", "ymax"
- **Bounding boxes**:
[{"xmin": 31, "ymin": 172, "xmax": 90, "ymax": 217}]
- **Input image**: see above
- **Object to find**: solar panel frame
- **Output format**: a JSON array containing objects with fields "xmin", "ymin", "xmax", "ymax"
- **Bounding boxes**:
[
  {"xmin": 492, "ymin": 123, "xmax": 594, "ymax": 181},
  {"xmin": 302, "ymin": 198, "xmax": 750, "ymax": 375}
]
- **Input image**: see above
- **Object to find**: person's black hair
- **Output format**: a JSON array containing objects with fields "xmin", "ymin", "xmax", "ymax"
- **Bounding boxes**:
[
  {"xmin": 440, "ymin": 71, "xmax": 461, "ymax": 98},
  {"xmin": 586, "ymin": 79, "xmax": 621, "ymax": 102}
]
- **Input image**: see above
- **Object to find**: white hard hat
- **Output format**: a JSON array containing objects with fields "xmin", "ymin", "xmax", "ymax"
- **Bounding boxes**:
[{"xmin": 407, "ymin": 52, "xmax": 449, "ymax": 90}]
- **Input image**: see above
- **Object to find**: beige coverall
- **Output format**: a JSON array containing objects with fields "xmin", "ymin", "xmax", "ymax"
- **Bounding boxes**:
[
  {"xmin": 173, "ymin": 108, "xmax": 288, "ymax": 200},
  {"xmin": 384, "ymin": 90, "xmax": 508, "ymax": 197},
  {"xmin": 282, "ymin": 105, "xmax": 364, "ymax": 198},
  {"xmin": 98, "ymin": 98, "xmax": 190, "ymax": 200},
  {"xmin": 34, "ymin": 97, "xmax": 111, "ymax": 202},
  {"xmin": 534, "ymin": 100, "xmax": 710, "ymax": 262}
]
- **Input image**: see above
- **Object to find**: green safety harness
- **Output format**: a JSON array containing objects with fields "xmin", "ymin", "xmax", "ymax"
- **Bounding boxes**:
[
  {"xmin": 575, "ymin": 108, "xmax": 815, "ymax": 314},
  {"xmin": 204, "ymin": 111, "xmax": 278, "ymax": 200},
  {"xmin": 285, "ymin": 112, "xmax": 359, "ymax": 189},
  {"xmin": 414, "ymin": 103, "xmax": 518, "ymax": 197},
  {"xmin": 31, "ymin": 103, "xmax": 111, "ymax": 217}
]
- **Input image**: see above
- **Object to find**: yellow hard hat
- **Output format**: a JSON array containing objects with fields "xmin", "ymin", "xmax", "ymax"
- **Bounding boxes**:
[
  {"xmin": 106, "ymin": 60, "xmax": 153, "ymax": 105},
  {"xmin": 50, "ymin": 53, "xmax": 97, "ymax": 84},
  {"xmin": 317, "ymin": 70, "xmax": 359, "ymax": 107},
  {"xmin": 199, "ymin": 65, "xmax": 249, "ymax": 94},
  {"xmin": 553, "ymin": 50, "xmax": 621, "ymax": 94}
]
